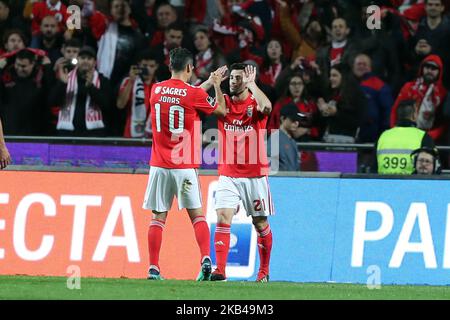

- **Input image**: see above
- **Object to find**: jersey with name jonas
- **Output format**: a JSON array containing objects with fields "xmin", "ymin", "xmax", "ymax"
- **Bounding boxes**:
[
  {"xmin": 149, "ymin": 79, "xmax": 217, "ymax": 168},
  {"xmin": 218, "ymin": 93, "xmax": 270, "ymax": 178}
]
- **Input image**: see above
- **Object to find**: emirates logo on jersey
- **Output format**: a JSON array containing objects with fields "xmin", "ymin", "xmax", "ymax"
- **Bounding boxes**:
[
  {"xmin": 154, "ymin": 86, "xmax": 162, "ymax": 94},
  {"xmin": 247, "ymin": 106, "xmax": 253, "ymax": 117}
]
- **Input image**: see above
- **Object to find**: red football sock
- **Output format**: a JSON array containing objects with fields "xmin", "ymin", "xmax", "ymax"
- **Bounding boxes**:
[
  {"xmin": 191, "ymin": 215, "xmax": 210, "ymax": 262},
  {"xmin": 214, "ymin": 223, "xmax": 231, "ymax": 275},
  {"xmin": 257, "ymin": 224, "xmax": 272, "ymax": 276},
  {"xmin": 147, "ymin": 218, "xmax": 165, "ymax": 271}
]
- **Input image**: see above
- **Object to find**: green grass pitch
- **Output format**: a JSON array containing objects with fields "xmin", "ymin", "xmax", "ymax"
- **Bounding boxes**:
[{"xmin": 0, "ymin": 276, "xmax": 449, "ymax": 300}]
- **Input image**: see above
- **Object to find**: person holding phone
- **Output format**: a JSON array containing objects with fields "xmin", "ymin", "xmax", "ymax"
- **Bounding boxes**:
[{"xmin": 117, "ymin": 49, "xmax": 163, "ymax": 138}]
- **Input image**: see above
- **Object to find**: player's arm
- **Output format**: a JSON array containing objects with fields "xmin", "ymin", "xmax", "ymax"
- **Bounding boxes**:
[
  {"xmin": 211, "ymin": 72, "xmax": 227, "ymax": 117},
  {"xmin": 245, "ymin": 65, "xmax": 272, "ymax": 115},
  {"xmin": 0, "ymin": 118, "xmax": 11, "ymax": 169},
  {"xmin": 200, "ymin": 66, "xmax": 228, "ymax": 91}
]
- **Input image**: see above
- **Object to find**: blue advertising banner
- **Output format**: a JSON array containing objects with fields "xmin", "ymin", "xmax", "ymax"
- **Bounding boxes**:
[
  {"xmin": 267, "ymin": 177, "xmax": 450, "ymax": 285},
  {"xmin": 332, "ymin": 179, "xmax": 450, "ymax": 285},
  {"xmin": 268, "ymin": 177, "xmax": 340, "ymax": 283}
]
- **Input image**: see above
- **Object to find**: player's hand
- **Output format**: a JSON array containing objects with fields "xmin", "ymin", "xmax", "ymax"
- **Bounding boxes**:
[
  {"xmin": 244, "ymin": 65, "xmax": 257, "ymax": 87},
  {"xmin": 181, "ymin": 179, "xmax": 192, "ymax": 194},
  {"xmin": 0, "ymin": 145, "xmax": 11, "ymax": 169},
  {"xmin": 212, "ymin": 65, "xmax": 228, "ymax": 82},
  {"xmin": 210, "ymin": 72, "xmax": 222, "ymax": 87}
]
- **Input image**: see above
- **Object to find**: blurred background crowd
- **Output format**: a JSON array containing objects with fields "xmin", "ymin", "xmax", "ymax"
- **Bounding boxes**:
[{"xmin": 1, "ymin": 0, "xmax": 450, "ymax": 172}]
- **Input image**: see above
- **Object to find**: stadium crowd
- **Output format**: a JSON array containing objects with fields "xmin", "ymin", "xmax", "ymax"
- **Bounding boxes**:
[{"xmin": 1, "ymin": 0, "xmax": 450, "ymax": 172}]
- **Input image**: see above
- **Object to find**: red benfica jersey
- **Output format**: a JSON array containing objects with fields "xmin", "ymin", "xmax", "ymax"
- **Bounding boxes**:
[
  {"xmin": 218, "ymin": 93, "xmax": 270, "ymax": 178},
  {"xmin": 149, "ymin": 79, "xmax": 217, "ymax": 168}
]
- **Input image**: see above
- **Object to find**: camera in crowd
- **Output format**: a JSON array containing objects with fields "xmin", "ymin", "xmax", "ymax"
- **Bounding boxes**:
[
  {"xmin": 64, "ymin": 58, "xmax": 78, "ymax": 72},
  {"xmin": 131, "ymin": 65, "xmax": 149, "ymax": 78},
  {"xmin": 138, "ymin": 66, "xmax": 149, "ymax": 77}
]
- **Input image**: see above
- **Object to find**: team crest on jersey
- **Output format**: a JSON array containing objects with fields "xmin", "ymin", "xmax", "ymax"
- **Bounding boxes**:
[
  {"xmin": 247, "ymin": 106, "xmax": 253, "ymax": 117},
  {"xmin": 207, "ymin": 96, "xmax": 216, "ymax": 107},
  {"xmin": 154, "ymin": 86, "xmax": 162, "ymax": 94}
]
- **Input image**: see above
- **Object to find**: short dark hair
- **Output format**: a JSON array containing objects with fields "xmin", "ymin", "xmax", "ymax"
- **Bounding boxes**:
[
  {"xmin": 136, "ymin": 49, "xmax": 159, "ymax": 64},
  {"xmin": 166, "ymin": 22, "xmax": 184, "ymax": 33},
  {"xmin": 0, "ymin": 0, "xmax": 10, "ymax": 8},
  {"xmin": 2, "ymin": 28, "xmax": 27, "ymax": 47},
  {"xmin": 230, "ymin": 63, "xmax": 247, "ymax": 72},
  {"xmin": 169, "ymin": 47, "xmax": 192, "ymax": 72},
  {"xmin": 396, "ymin": 99, "xmax": 416, "ymax": 120},
  {"xmin": 63, "ymin": 38, "xmax": 82, "ymax": 49},
  {"xmin": 15, "ymin": 49, "xmax": 36, "ymax": 63}
]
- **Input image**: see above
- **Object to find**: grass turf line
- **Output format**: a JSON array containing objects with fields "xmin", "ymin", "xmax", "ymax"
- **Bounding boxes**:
[{"xmin": 0, "ymin": 276, "xmax": 449, "ymax": 300}]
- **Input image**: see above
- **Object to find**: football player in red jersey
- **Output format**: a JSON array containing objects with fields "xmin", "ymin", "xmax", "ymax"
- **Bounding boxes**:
[
  {"xmin": 142, "ymin": 48, "xmax": 226, "ymax": 280},
  {"xmin": 211, "ymin": 63, "xmax": 274, "ymax": 282}
]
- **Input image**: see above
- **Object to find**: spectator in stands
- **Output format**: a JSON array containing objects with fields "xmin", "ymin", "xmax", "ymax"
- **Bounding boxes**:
[
  {"xmin": 268, "ymin": 72, "xmax": 320, "ymax": 141},
  {"xmin": 275, "ymin": 55, "xmax": 326, "ymax": 102},
  {"xmin": 153, "ymin": 22, "xmax": 184, "ymax": 66},
  {"xmin": 48, "ymin": 38, "xmax": 81, "ymax": 132},
  {"xmin": 317, "ymin": 63, "xmax": 366, "ymax": 143},
  {"xmin": 411, "ymin": 146, "xmax": 442, "ymax": 174},
  {"xmin": 0, "ymin": 116, "xmax": 11, "ymax": 169},
  {"xmin": 0, "ymin": 0, "xmax": 27, "ymax": 44},
  {"xmin": 376, "ymin": 99, "xmax": 435, "ymax": 174},
  {"xmin": 352, "ymin": 53, "xmax": 394, "ymax": 173},
  {"xmin": 28, "ymin": 0, "xmax": 68, "ymax": 40},
  {"xmin": 184, "ymin": 0, "xmax": 224, "ymax": 30},
  {"xmin": 409, "ymin": 0, "xmax": 450, "ymax": 87},
  {"xmin": 391, "ymin": 54, "xmax": 449, "ymax": 144},
  {"xmin": 351, "ymin": 1, "xmax": 404, "ymax": 96},
  {"xmin": 30, "ymin": 15, "xmax": 63, "ymax": 65},
  {"xmin": 95, "ymin": 0, "xmax": 146, "ymax": 88},
  {"xmin": 316, "ymin": 17, "xmax": 358, "ymax": 87},
  {"xmin": 91, "ymin": 0, "xmax": 147, "ymax": 136},
  {"xmin": 48, "ymin": 46, "xmax": 112, "ymax": 137},
  {"xmin": 240, "ymin": 38, "xmax": 286, "ymax": 88},
  {"xmin": 267, "ymin": 103, "xmax": 302, "ymax": 172},
  {"xmin": 277, "ymin": 0, "xmax": 327, "ymax": 62},
  {"xmin": 211, "ymin": 0, "xmax": 265, "ymax": 58},
  {"xmin": 146, "ymin": 2, "xmax": 178, "ymax": 47},
  {"xmin": 64, "ymin": 0, "xmax": 105, "ymax": 48},
  {"xmin": 1, "ymin": 28, "xmax": 26, "ymax": 56},
  {"xmin": 191, "ymin": 25, "xmax": 227, "ymax": 85},
  {"xmin": 0, "ymin": 48, "xmax": 53, "ymax": 135},
  {"xmin": 352, "ymin": 53, "xmax": 394, "ymax": 144},
  {"xmin": 53, "ymin": 38, "xmax": 81, "ymax": 80},
  {"xmin": 0, "ymin": 29, "xmax": 27, "ymax": 71},
  {"xmin": 117, "ymin": 49, "xmax": 162, "ymax": 138}
]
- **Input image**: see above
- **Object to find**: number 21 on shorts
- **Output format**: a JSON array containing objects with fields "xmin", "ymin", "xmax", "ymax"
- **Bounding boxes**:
[{"xmin": 253, "ymin": 199, "xmax": 266, "ymax": 212}]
